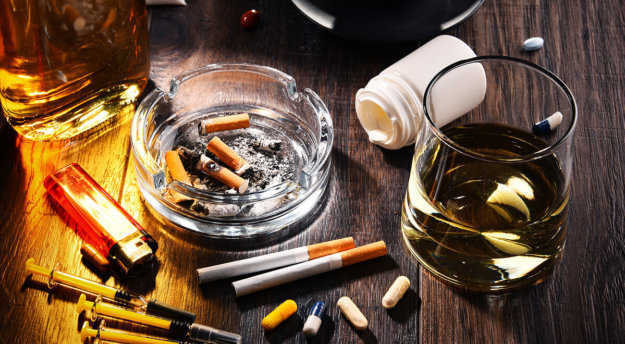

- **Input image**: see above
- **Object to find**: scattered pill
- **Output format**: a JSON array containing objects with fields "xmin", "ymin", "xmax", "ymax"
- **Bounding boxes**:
[
  {"xmin": 302, "ymin": 301, "xmax": 326, "ymax": 337},
  {"xmin": 80, "ymin": 243, "xmax": 110, "ymax": 272},
  {"xmin": 240, "ymin": 9, "xmax": 260, "ymax": 29},
  {"xmin": 523, "ymin": 37, "xmax": 544, "ymax": 51},
  {"xmin": 262, "ymin": 299, "xmax": 297, "ymax": 331},
  {"xmin": 337, "ymin": 296, "xmax": 368, "ymax": 330},
  {"xmin": 382, "ymin": 276, "xmax": 410, "ymax": 309},
  {"xmin": 532, "ymin": 111, "xmax": 563, "ymax": 136}
]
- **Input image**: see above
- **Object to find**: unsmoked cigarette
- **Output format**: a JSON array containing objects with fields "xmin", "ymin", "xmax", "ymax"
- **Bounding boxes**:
[
  {"xmin": 198, "ymin": 113, "xmax": 250, "ymax": 135},
  {"xmin": 197, "ymin": 237, "xmax": 355, "ymax": 284},
  {"xmin": 197, "ymin": 155, "xmax": 248, "ymax": 193},
  {"xmin": 206, "ymin": 137, "xmax": 250, "ymax": 175},
  {"xmin": 232, "ymin": 241, "xmax": 387, "ymax": 297}
]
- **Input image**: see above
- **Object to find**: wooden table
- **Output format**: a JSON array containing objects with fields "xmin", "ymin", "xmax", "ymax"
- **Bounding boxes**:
[{"xmin": 1, "ymin": 0, "xmax": 624, "ymax": 343}]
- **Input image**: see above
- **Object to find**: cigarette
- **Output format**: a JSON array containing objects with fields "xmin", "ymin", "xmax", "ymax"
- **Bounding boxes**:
[
  {"xmin": 165, "ymin": 151, "xmax": 191, "ymax": 185},
  {"xmin": 197, "ymin": 237, "xmax": 355, "ymax": 284},
  {"xmin": 196, "ymin": 155, "xmax": 248, "ymax": 193},
  {"xmin": 62, "ymin": 4, "xmax": 86, "ymax": 31},
  {"xmin": 206, "ymin": 137, "xmax": 250, "ymax": 175},
  {"xmin": 164, "ymin": 150, "xmax": 192, "ymax": 204},
  {"xmin": 198, "ymin": 113, "xmax": 250, "ymax": 135},
  {"xmin": 232, "ymin": 241, "xmax": 387, "ymax": 297}
]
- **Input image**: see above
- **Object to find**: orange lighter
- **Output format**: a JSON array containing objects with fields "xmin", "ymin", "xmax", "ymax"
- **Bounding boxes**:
[{"xmin": 44, "ymin": 163, "xmax": 157, "ymax": 274}]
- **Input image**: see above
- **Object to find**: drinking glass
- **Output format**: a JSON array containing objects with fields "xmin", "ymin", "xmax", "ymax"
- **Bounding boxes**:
[
  {"xmin": 0, "ymin": 0, "xmax": 149, "ymax": 140},
  {"xmin": 401, "ymin": 56, "xmax": 577, "ymax": 291}
]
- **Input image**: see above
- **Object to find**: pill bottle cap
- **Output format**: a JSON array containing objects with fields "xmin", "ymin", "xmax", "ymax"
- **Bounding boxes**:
[
  {"xmin": 355, "ymin": 35, "xmax": 485, "ymax": 150},
  {"xmin": 356, "ymin": 74, "xmax": 422, "ymax": 149}
]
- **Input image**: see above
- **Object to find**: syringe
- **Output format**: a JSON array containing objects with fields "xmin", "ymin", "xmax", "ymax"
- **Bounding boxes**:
[
  {"xmin": 25, "ymin": 258, "xmax": 196, "ymax": 323},
  {"xmin": 77, "ymin": 294, "xmax": 242, "ymax": 344},
  {"xmin": 80, "ymin": 320, "xmax": 191, "ymax": 344}
]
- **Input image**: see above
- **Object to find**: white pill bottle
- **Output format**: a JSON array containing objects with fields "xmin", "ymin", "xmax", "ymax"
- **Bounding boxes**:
[{"xmin": 355, "ymin": 35, "xmax": 487, "ymax": 149}]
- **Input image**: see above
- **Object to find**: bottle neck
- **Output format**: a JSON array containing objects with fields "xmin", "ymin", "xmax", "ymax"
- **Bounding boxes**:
[{"xmin": 355, "ymin": 74, "xmax": 423, "ymax": 150}]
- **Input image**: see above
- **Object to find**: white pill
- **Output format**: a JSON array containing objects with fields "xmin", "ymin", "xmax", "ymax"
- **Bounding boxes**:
[
  {"xmin": 523, "ymin": 37, "xmax": 544, "ymax": 51},
  {"xmin": 382, "ymin": 276, "xmax": 411, "ymax": 309},
  {"xmin": 337, "ymin": 296, "xmax": 368, "ymax": 330}
]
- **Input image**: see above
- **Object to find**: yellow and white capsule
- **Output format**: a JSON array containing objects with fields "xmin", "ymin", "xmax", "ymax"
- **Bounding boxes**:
[
  {"xmin": 262, "ymin": 299, "xmax": 297, "ymax": 330},
  {"xmin": 382, "ymin": 276, "xmax": 411, "ymax": 309},
  {"xmin": 337, "ymin": 296, "xmax": 368, "ymax": 330}
]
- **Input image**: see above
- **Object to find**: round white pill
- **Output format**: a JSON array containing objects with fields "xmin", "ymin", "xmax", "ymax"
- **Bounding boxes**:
[{"xmin": 523, "ymin": 37, "xmax": 544, "ymax": 51}]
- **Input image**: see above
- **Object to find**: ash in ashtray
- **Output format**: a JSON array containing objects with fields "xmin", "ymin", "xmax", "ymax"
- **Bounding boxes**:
[{"xmin": 173, "ymin": 132, "xmax": 295, "ymax": 193}]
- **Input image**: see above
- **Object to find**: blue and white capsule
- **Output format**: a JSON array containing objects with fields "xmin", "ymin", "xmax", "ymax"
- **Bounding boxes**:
[
  {"xmin": 533, "ymin": 111, "xmax": 563, "ymax": 136},
  {"xmin": 302, "ymin": 301, "xmax": 326, "ymax": 337}
]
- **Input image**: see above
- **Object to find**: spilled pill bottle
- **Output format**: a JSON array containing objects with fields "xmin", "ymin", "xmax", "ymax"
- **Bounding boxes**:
[{"xmin": 355, "ymin": 35, "xmax": 487, "ymax": 149}]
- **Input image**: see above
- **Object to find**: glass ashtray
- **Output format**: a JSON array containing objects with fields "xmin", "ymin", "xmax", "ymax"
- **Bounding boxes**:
[{"xmin": 131, "ymin": 64, "xmax": 333, "ymax": 238}]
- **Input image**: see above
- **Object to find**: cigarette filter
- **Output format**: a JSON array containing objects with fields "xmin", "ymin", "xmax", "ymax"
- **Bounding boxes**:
[
  {"xmin": 232, "ymin": 241, "xmax": 387, "ymax": 297},
  {"xmin": 165, "ymin": 151, "xmax": 191, "ymax": 185},
  {"xmin": 44, "ymin": 163, "xmax": 157, "ymax": 274},
  {"xmin": 164, "ymin": 150, "xmax": 193, "ymax": 205},
  {"xmin": 197, "ymin": 155, "xmax": 248, "ymax": 193},
  {"xmin": 198, "ymin": 113, "xmax": 250, "ymax": 135},
  {"xmin": 206, "ymin": 137, "xmax": 250, "ymax": 175},
  {"xmin": 197, "ymin": 237, "xmax": 355, "ymax": 284}
]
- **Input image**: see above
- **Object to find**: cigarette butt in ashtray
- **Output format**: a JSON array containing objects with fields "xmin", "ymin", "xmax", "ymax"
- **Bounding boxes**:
[
  {"xmin": 197, "ymin": 155, "xmax": 248, "ymax": 193},
  {"xmin": 198, "ymin": 113, "xmax": 250, "ymax": 135},
  {"xmin": 197, "ymin": 237, "xmax": 356, "ymax": 284},
  {"xmin": 207, "ymin": 137, "xmax": 250, "ymax": 175},
  {"xmin": 164, "ymin": 150, "xmax": 193, "ymax": 204},
  {"xmin": 232, "ymin": 241, "xmax": 387, "ymax": 297}
]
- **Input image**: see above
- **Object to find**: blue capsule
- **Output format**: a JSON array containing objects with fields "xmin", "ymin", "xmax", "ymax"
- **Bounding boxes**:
[
  {"xmin": 533, "ymin": 111, "xmax": 563, "ymax": 136},
  {"xmin": 302, "ymin": 301, "xmax": 326, "ymax": 337}
]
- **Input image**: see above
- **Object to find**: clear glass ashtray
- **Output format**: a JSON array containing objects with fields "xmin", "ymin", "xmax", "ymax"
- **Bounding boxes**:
[{"xmin": 131, "ymin": 64, "xmax": 333, "ymax": 238}]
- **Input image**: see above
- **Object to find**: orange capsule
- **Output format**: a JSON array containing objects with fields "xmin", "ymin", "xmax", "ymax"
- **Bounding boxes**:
[{"xmin": 80, "ymin": 243, "xmax": 111, "ymax": 272}]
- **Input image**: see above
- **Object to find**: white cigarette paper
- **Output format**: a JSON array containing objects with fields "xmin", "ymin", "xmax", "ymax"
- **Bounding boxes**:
[
  {"xmin": 232, "ymin": 254, "xmax": 344, "ymax": 297},
  {"xmin": 198, "ymin": 247, "xmax": 309, "ymax": 284},
  {"xmin": 232, "ymin": 241, "xmax": 386, "ymax": 296},
  {"xmin": 197, "ymin": 237, "xmax": 355, "ymax": 284}
]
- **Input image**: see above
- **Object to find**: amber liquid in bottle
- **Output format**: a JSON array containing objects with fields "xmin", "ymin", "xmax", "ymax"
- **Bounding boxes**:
[
  {"xmin": 401, "ymin": 123, "xmax": 568, "ymax": 291},
  {"xmin": 0, "ymin": 0, "xmax": 149, "ymax": 140}
]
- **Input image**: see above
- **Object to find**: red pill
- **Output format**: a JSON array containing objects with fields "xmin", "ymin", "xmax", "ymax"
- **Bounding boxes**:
[{"xmin": 240, "ymin": 9, "xmax": 259, "ymax": 29}]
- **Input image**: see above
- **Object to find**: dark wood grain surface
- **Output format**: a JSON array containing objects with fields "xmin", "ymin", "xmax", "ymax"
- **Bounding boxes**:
[{"xmin": 1, "ymin": 0, "xmax": 624, "ymax": 343}]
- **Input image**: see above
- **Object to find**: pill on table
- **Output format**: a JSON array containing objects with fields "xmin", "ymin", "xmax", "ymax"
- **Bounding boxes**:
[
  {"xmin": 532, "ymin": 111, "xmax": 563, "ymax": 136},
  {"xmin": 262, "ymin": 299, "xmax": 297, "ymax": 330},
  {"xmin": 303, "ymin": 301, "xmax": 326, "ymax": 337},
  {"xmin": 382, "ymin": 276, "xmax": 410, "ymax": 309},
  {"xmin": 337, "ymin": 296, "xmax": 368, "ymax": 330},
  {"xmin": 80, "ymin": 243, "xmax": 110, "ymax": 272},
  {"xmin": 523, "ymin": 37, "xmax": 544, "ymax": 51}
]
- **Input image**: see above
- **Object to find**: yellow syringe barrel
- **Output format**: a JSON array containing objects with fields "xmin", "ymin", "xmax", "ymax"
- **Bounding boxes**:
[
  {"xmin": 81, "ymin": 321, "xmax": 176, "ymax": 344},
  {"xmin": 25, "ymin": 258, "xmax": 118, "ymax": 299},
  {"xmin": 77, "ymin": 294, "xmax": 171, "ymax": 330}
]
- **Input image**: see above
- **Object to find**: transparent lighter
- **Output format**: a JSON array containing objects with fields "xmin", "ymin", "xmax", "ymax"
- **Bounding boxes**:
[{"xmin": 44, "ymin": 163, "xmax": 158, "ymax": 274}]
